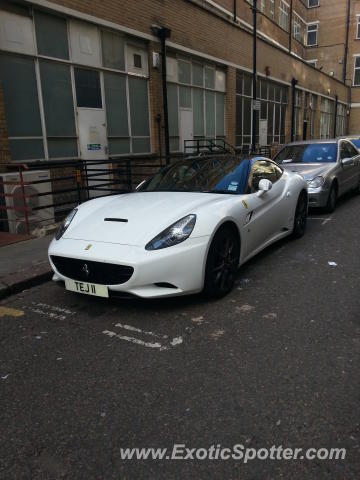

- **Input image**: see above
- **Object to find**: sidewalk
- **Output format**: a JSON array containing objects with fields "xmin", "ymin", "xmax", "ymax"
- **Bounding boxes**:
[{"xmin": 0, "ymin": 235, "xmax": 53, "ymax": 299}]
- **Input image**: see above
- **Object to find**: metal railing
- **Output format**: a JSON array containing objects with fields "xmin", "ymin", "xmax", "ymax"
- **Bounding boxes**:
[
  {"xmin": 184, "ymin": 138, "xmax": 236, "ymax": 156},
  {"xmin": 0, "ymin": 156, "xmax": 162, "ymax": 236}
]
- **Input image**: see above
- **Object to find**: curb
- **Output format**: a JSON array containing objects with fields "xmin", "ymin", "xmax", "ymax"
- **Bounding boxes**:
[{"xmin": 0, "ymin": 263, "xmax": 53, "ymax": 300}]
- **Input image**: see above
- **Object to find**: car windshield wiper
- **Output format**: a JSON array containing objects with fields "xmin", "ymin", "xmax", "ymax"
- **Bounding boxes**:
[{"xmin": 204, "ymin": 189, "xmax": 238, "ymax": 195}]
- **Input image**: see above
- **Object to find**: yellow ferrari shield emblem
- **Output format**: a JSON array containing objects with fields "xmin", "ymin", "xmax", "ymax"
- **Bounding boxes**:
[
  {"xmin": 85, "ymin": 244, "xmax": 92, "ymax": 251},
  {"xmin": 242, "ymin": 199, "xmax": 248, "ymax": 209}
]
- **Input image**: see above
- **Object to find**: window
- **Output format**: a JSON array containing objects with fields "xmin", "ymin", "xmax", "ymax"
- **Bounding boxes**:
[
  {"xmin": 357, "ymin": 17, "xmax": 360, "ymax": 39},
  {"xmin": 34, "ymin": 11, "xmax": 69, "ymax": 60},
  {"xmin": 269, "ymin": 0, "xmax": 275, "ymax": 19},
  {"xmin": 101, "ymin": 30, "xmax": 125, "ymax": 70},
  {"xmin": 336, "ymin": 103, "xmax": 346, "ymax": 137},
  {"xmin": 307, "ymin": 24, "xmax": 318, "ymax": 46},
  {"xmin": 248, "ymin": 160, "xmax": 282, "ymax": 193},
  {"xmin": 128, "ymin": 77, "xmax": 150, "ymax": 153},
  {"xmin": 279, "ymin": 1, "xmax": 289, "ymax": 31},
  {"xmin": 103, "ymin": 73, "xmax": 129, "ymax": 154},
  {"xmin": 293, "ymin": 90, "xmax": 302, "ymax": 141},
  {"xmin": 320, "ymin": 98, "xmax": 333, "ymax": 139},
  {"xmin": 236, "ymin": 72, "xmax": 288, "ymax": 148},
  {"xmin": 340, "ymin": 142, "xmax": 354, "ymax": 160},
  {"xmin": 260, "ymin": 0, "xmax": 265, "ymax": 13},
  {"xmin": 0, "ymin": 54, "xmax": 44, "ymax": 160},
  {"xmin": 308, "ymin": 0, "xmax": 319, "ymax": 7},
  {"xmin": 74, "ymin": 68, "xmax": 102, "ymax": 108},
  {"xmin": 307, "ymin": 59, "xmax": 317, "ymax": 68},
  {"xmin": 39, "ymin": 61, "xmax": 78, "ymax": 158},
  {"xmin": 354, "ymin": 57, "xmax": 360, "ymax": 86},
  {"xmin": 293, "ymin": 14, "xmax": 303, "ymax": 43},
  {"xmin": 167, "ymin": 57, "xmax": 226, "ymax": 151}
]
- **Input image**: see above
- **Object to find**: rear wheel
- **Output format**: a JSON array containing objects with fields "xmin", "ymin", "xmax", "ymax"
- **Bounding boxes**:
[
  {"xmin": 292, "ymin": 192, "xmax": 308, "ymax": 239},
  {"xmin": 203, "ymin": 226, "xmax": 240, "ymax": 299},
  {"xmin": 325, "ymin": 183, "xmax": 337, "ymax": 213}
]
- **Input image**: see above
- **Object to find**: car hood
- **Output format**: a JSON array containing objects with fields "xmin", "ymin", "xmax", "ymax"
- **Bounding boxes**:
[
  {"xmin": 281, "ymin": 163, "xmax": 334, "ymax": 181},
  {"xmin": 64, "ymin": 191, "xmax": 225, "ymax": 246}
]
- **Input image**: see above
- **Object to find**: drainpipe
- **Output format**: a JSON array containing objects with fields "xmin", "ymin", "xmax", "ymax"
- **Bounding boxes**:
[
  {"xmin": 233, "ymin": 0, "xmax": 237, "ymax": 22},
  {"xmin": 290, "ymin": 78, "xmax": 298, "ymax": 142},
  {"xmin": 151, "ymin": 25, "xmax": 171, "ymax": 164},
  {"xmin": 343, "ymin": 0, "xmax": 351, "ymax": 83},
  {"xmin": 251, "ymin": 0, "xmax": 257, "ymax": 153},
  {"xmin": 289, "ymin": 0, "xmax": 293, "ymax": 54},
  {"xmin": 333, "ymin": 94, "xmax": 338, "ymax": 138}
]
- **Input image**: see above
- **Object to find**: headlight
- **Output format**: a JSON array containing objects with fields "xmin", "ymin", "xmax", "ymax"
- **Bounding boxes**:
[
  {"xmin": 307, "ymin": 176, "xmax": 325, "ymax": 188},
  {"xmin": 145, "ymin": 214, "xmax": 196, "ymax": 251},
  {"xmin": 55, "ymin": 208, "xmax": 77, "ymax": 240}
]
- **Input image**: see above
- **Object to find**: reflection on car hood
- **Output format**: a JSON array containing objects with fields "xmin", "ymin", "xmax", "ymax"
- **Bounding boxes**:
[
  {"xmin": 281, "ymin": 163, "xmax": 334, "ymax": 180},
  {"xmin": 63, "ymin": 191, "xmax": 227, "ymax": 246}
]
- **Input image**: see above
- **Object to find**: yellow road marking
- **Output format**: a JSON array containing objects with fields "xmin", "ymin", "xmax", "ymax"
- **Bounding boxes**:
[{"xmin": 0, "ymin": 306, "xmax": 24, "ymax": 318}]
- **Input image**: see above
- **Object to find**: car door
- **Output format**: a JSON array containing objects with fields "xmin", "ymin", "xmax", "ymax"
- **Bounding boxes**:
[
  {"xmin": 338, "ymin": 141, "xmax": 358, "ymax": 194},
  {"xmin": 240, "ymin": 159, "xmax": 290, "ymax": 260}
]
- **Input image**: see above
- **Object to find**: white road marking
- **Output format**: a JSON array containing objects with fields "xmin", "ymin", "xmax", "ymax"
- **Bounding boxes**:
[
  {"xmin": 170, "ymin": 336, "xmax": 183, "ymax": 346},
  {"xmin": 114, "ymin": 322, "xmax": 168, "ymax": 339},
  {"xmin": 309, "ymin": 217, "xmax": 332, "ymax": 226},
  {"xmin": 21, "ymin": 302, "xmax": 76, "ymax": 321},
  {"xmin": 103, "ymin": 330, "xmax": 163, "ymax": 349}
]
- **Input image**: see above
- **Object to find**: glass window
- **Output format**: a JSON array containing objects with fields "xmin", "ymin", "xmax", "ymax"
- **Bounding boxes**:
[
  {"xmin": 205, "ymin": 91, "xmax": 215, "ymax": 137},
  {"xmin": 193, "ymin": 89, "xmax": 204, "ymax": 137},
  {"xmin": 101, "ymin": 30, "xmax": 125, "ymax": 70},
  {"xmin": 205, "ymin": 67, "xmax": 215, "ymax": 89},
  {"xmin": 308, "ymin": 0, "xmax": 319, "ymax": 7},
  {"xmin": 0, "ymin": 54, "xmax": 42, "ymax": 137},
  {"xmin": 108, "ymin": 138, "xmax": 130, "ymax": 155},
  {"xmin": 179, "ymin": 86, "xmax": 192, "ymax": 109},
  {"xmin": 128, "ymin": 77, "xmax": 150, "ymax": 137},
  {"xmin": 178, "ymin": 60, "xmax": 191, "ymax": 84},
  {"xmin": 279, "ymin": 1, "xmax": 289, "ymax": 31},
  {"xmin": 192, "ymin": 63, "xmax": 203, "ymax": 86},
  {"xmin": 40, "ymin": 61, "xmax": 76, "ymax": 137},
  {"xmin": 103, "ymin": 72, "xmax": 129, "ymax": 137},
  {"xmin": 270, "ymin": 0, "xmax": 275, "ymax": 19},
  {"xmin": 307, "ymin": 24, "xmax": 318, "ymax": 46},
  {"xmin": 74, "ymin": 68, "xmax": 102, "ymax": 108},
  {"xmin": 354, "ymin": 57, "xmax": 360, "ymax": 86},
  {"xmin": 216, "ymin": 93, "xmax": 225, "ymax": 137},
  {"xmin": 47, "ymin": 139, "xmax": 78, "ymax": 158},
  {"xmin": 248, "ymin": 160, "xmax": 282, "ymax": 193},
  {"xmin": 34, "ymin": 11, "xmax": 69, "ymax": 60},
  {"xmin": 8, "ymin": 139, "xmax": 44, "ymax": 161},
  {"xmin": 167, "ymin": 84, "xmax": 179, "ymax": 138}
]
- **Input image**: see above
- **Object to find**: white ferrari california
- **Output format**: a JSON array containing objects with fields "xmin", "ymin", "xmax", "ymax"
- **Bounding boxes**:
[{"xmin": 48, "ymin": 155, "xmax": 308, "ymax": 299}]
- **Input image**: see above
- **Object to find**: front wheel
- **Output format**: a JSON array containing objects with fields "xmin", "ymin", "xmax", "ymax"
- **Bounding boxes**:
[
  {"xmin": 292, "ymin": 192, "xmax": 308, "ymax": 238},
  {"xmin": 325, "ymin": 184, "xmax": 337, "ymax": 213},
  {"xmin": 203, "ymin": 226, "xmax": 240, "ymax": 299}
]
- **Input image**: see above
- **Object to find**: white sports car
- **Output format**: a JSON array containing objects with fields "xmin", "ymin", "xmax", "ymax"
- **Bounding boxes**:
[{"xmin": 48, "ymin": 156, "xmax": 308, "ymax": 299}]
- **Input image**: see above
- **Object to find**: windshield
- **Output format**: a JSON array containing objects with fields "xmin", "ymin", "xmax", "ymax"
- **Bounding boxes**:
[
  {"xmin": 275, "ymin": 143, "xmax": 338, "ymax": 164},
  {"xmin": 139, "ymin": 156, "xmax": 251, "ymax": 194},
  {"xmin": 350, "ymin": 139, "xmax": 360, "ymax": 149}
]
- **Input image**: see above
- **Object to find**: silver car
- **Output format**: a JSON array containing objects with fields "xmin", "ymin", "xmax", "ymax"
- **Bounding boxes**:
[{"xmin": 274, "ymin": 139, "xmax": 360, "ymax": 212}]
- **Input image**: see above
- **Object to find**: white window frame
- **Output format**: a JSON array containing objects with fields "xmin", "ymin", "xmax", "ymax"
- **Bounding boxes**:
[
  {"xmin": 279, "ymin": 1, "xmax": 289, "ymax": 31},
  {"xmin": 307, "ymin": 23, "xmax": 318, "ymax": 47},
  {"xmin": 307, "ymin": 59, "xmax": 317, "ymax": 68},
  {"xmin": 269, "ymin": 0, "xmax": 275, "ymax": 19},
  {"xmin": 308, "ymin": 0, "xmax": 319, "ymax": 8},
  {"xmin": 353, "ymin": 56, "xmax": 360, "ymax": 86},
  {"xmin": 357, "ymin": 16, "xmax": 360, "ymax": 40},
  {"xmin": 293, "ymin": 13, "xmax": 302, "ymax": 42}
]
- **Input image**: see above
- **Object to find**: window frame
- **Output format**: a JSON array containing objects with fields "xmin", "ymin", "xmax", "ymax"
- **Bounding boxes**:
[
  {"xmin": 308, "ymin": 0, "xmax": 319, "ymax": 8},
  {"xmin": 307, "ymin": 23, "xmax": 318, "ymax": 47},
  {"xmin": 357, "ymin": 17, "xmax": 360, "ymax": 40},
  {"xmin": 279, "ymin": 0, "xmax": 289, "ymax": 32},
  {"xmin": 353, "ymin": 56, "xmax": 360, "ymax": 86}
]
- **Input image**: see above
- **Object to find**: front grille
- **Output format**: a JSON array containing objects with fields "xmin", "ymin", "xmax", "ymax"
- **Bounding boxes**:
[{"xmin": 51, "ymin": 256, "xmax": 134, "ymax": 285}]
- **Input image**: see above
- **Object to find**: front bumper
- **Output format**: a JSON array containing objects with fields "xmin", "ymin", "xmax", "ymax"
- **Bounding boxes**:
[
  {"xmin": 307, "ymin": 186, "xmax": 329, "ymax": 208},
  {"xmin": 48, "ymin": 236, "xmax": 210, "ymax": 298}
]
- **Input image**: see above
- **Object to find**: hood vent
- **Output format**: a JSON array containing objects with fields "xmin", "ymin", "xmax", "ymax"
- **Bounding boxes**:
[{"xmin": 104, "ymin": 218, "xmax": 128, "ymax": 223}]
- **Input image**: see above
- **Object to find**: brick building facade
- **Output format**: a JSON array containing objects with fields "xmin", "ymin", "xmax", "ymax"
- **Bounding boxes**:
[{"xmin": 0, "ymin": 0, "xmax": 359, "ymax": 171}]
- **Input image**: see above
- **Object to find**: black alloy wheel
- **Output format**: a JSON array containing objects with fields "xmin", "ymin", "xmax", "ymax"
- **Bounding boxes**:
[
  {"xmin": 292, "ymin": 192, "xmax": 308, "ymax": 238},
  {"xmin": 204, "ymin": 226, "xmax": 240, "ymax": 298}
]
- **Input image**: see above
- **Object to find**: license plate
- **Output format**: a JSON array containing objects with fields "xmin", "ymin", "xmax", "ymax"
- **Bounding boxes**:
[{"xmin": 65, "ymin": 279, "xmax": 109, "ymax": 298}]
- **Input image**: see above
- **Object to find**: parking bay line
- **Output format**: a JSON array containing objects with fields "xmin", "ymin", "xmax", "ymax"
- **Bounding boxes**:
[
  {"xmin": 309, "ymin": 217, "xmax": 332, "ymax": 226},
  {"xmin": 103, "ymin": 323, "xmax": 183, "ymax": 351}
]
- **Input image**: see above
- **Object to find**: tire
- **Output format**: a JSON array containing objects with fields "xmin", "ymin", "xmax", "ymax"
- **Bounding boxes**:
[
  {"xmin": 292, "ymin": 192, "xmax": 308, "ymax": 239},
  {"xmin": 325, "ymin": 183, "xmax": 337, "ymax": 213},
  {"xmin": 203, "ymin": 226, "xmax": 240, "ymax": 299}
]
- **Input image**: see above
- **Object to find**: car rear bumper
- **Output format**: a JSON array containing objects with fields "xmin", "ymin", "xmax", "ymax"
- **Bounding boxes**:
[{"xmin": 48, "ymin": 236, "xmax": 210, "ymax": 298}]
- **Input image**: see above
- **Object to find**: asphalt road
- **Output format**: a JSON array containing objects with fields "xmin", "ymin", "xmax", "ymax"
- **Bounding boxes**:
[{"xmin": 1, "ymin": 192, "xmax": 360, "ymax": 479}]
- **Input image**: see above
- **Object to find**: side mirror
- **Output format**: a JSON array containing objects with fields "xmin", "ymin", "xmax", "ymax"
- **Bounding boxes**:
[
  {"xmin": 257, "ymin": 179, "xmax": 273, "ymax": 197},
  {"xmin": 341, "ymin": 157, "xmax": 353, "ymax": 167}
]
